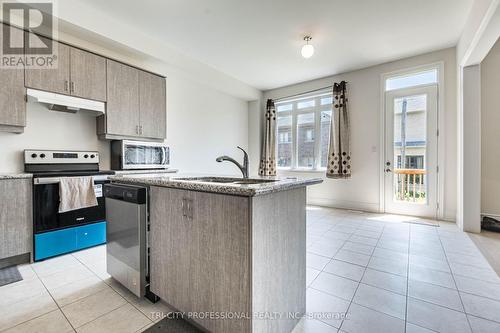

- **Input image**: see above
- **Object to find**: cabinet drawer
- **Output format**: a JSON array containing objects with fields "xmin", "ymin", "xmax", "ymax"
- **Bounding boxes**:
[
  {"xmin": 35, "ymin": 228, "xmax": 77, "ymax": 261},
  {"xmin": 76, "ymin": 222, "xmax": 106, "ymax": 249}
]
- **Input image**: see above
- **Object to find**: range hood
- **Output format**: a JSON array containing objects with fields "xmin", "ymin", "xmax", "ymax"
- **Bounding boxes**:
[{"xmin": 27, "ymin": 88, "xmax": 105, "ymax": 116}]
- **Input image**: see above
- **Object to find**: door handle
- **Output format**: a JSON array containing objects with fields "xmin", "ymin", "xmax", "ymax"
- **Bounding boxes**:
[
  {"xmin": 385, "ymin": 168, "xmax": 392, "ymax": 173},
  {"xmin": 64, "ymin": 80, "xmax": 69, "ymax": 92}
]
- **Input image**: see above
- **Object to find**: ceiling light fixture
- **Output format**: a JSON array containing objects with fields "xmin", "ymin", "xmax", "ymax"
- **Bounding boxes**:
[{"xmin": 301, "ymin": 36, "xmax": 314, "ymax": 59}]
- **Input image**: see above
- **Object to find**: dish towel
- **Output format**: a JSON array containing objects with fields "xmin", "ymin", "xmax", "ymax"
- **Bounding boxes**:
[{"xmin": 58, "ymin": 176, "xmax": 98, "ymax": 213}]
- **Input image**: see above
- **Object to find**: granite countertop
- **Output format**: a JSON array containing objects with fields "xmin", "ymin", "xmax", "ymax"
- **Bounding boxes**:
[
  {"xmin": 109, "ymin": 173, "xmax": 323, "ymax": 197},
  {"xmin": 0, "ymin": 173, "xmax": 33, "ymax": 180}
]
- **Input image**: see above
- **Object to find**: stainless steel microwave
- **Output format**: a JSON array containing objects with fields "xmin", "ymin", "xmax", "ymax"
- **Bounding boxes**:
[{"xmin": 111, "ymin": 140, "xmax": 170, "ymax": 170}]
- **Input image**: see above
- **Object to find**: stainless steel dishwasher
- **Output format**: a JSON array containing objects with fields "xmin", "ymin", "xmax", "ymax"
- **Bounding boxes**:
[{"xmin": 104, "ymin": 183, "xmax": 158, "ymax": 302}]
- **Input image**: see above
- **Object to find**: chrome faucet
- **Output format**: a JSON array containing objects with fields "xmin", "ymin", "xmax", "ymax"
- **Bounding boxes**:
[{"xmin": 216, "ymin": 146, "xmax": 249, "ymax": 178}]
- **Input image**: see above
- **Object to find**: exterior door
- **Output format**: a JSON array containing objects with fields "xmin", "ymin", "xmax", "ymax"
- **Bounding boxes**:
[{"xmin": 384, "ymin": 85, "xmax": 438, "ymax": 218}]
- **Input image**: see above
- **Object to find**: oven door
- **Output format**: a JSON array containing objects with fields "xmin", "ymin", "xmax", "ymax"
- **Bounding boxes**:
[
  {"xmin": 122, "ymin": 141, "xmax": 170, "ymax": 169},
  {"xmin": 33, "ymin": 179, "xmax": 108, "ymax": 233}
]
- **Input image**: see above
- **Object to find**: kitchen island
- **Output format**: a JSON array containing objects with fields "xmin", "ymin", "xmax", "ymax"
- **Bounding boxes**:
[{"xmin": 110, "ymin": 174, "xmax": 322, "ymax": 333}]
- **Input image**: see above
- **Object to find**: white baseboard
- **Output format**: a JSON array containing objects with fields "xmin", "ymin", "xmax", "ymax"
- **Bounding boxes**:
[
  {"xmin": 307, "ymin": 197, "xmax": 380, "ymax": 213},
  {"xmin": 481, "ymin": 212, "xmax": 500, "ymax": 220}
]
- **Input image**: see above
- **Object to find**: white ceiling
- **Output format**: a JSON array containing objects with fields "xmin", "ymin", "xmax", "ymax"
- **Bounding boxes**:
[{"xmin": 79, "ymin": 0, "xmax": 473, "ymax": 91}]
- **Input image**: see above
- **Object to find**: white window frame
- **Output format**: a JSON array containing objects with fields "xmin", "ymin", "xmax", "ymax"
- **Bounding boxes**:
[{"xmin": 275, "ymin": 90, "xmax": 332, "ymax": 171}]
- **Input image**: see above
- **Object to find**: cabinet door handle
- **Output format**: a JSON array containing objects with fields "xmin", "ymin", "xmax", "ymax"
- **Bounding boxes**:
[
  {"xmin": 182, "ymin": 198, "xmax": 187, "ymax": 217},
  {"xmin": 182, "ymin": 198, "xmax": 193, "ymax": 219},
  {"xmin": 70, "ymin": 81, "xmax": 75, "ymax": 94},
  {"xmin": 187, "ymin": 200, "xmax": 193, "ymax": 219},
  {"xmin": 64, "ymin": 80, "xmax": 69, "ymax": 92}
]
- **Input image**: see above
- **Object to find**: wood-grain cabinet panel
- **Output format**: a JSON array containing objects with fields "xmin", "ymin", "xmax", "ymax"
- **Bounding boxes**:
[
  {"xmin": 0, "ymin": 179, "xmax": 33, "ymax": 260},
  {"xmin": 105, "ymin": 59, "xmax": 140, "ymax": 137},
  {"xmin": 150, "ymin": 187, "xmax": 251, "ymax": 332},
  {"xmin": 70, "ymin": 48, "xmax": 107, "ymax": 101},
  {"xmin": 0, "ymin": 24, "xmax": 26, "ymax": 133}
]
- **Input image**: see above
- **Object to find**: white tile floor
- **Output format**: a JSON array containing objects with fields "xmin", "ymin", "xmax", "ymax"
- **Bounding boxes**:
[
  {"xmin": 1, "ymin": 207, "xmax": 499, "ymax": 333},
  {"xmin": 295, "ymin": 207, "xmax": 500, "ymax": 333},
  {"xmin": 0, "ymin": 245, "xmax": 164, "ymax": 333}
]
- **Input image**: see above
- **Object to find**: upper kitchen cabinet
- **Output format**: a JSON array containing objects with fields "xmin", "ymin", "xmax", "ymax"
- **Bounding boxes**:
[
  {"xmin": 139, "ymin": 70, "xmax": 166, "ymax": 139},
  {"xmin": 25, "ymin": 34, "xmax": 106, "ymax": 101},
  {"xmin": 102, "ymin": 59, "xmax": 140, "ymax": 138},
  {"xmin": 98, "ymin": 59, "xmax": 167, "ymax": 140},
  {"xmin": 0, "ymin": 24, "xmax": 26, "ymax": 133},
  {"xmin": 69, "ymin": 48, "xmax": 107, "ymax": 101},
  {"xmin": 25, "ymin": 34, "xmax": 71, "ymax": 95}
]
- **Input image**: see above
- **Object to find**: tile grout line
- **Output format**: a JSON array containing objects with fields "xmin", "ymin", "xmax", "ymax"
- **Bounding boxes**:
[
  {"xmin": 404, "ymin": 224, "xmax": 412, "ymax": 333},
  {"xmin": 305, "ymin": 215, "xmax": 345, "ymax": 330},
  {"xmin": 435, "ymin": 229, "xmax": 474, "ymax": 332},
  {"xmin": 71, "ymin": 252, "xmax": 155, "ymax": 326},
  {"xmin": 30, "ymin": 262, "xmax": 78, "ymax": 333},
  {"xmin": 338, "ymin": 221, "xmax": 386, "ymax": 332}
]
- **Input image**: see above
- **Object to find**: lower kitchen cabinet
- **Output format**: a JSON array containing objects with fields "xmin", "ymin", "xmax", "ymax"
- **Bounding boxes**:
[
  {"xmin": 150, "ymin": 187, "xmax": 251, "ymax": 333},
  {"xmin": 150, "ymin": 186, "xmax": 306, "ymax": 333},
  {"xmin": 0, "ymin": 178, "xmax": 32, "ymax": 262}
]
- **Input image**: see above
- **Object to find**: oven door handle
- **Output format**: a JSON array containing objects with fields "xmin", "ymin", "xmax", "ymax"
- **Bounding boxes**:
[
  {"xmin": 34, "ymin": 175, "xmax": 110, "ymax": 185},
  {"xmin": 161, "ymin": 147, "xmax": 167, "ymax": 165},
  {"xmin": 34, "ymin": 177, "xmax": 62, "ymax": 185}
]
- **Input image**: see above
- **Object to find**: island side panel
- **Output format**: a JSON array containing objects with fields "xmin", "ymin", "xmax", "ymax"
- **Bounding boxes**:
[
  {"xmin": 150, "ymin": 186, "xmax": 252, "ymax": 333},
  {"xmin": 251, "ymin": 187, "xmax": 307, "ymax": 333}
]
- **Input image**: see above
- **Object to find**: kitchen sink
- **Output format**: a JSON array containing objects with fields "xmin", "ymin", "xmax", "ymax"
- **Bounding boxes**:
[
  {"xmin": 173, "ymin": 177, "xmax": 278, "ymax": 185},
  {"xmin": 232, "ymin": 179, "xmax": 277, "ymax": 185}
]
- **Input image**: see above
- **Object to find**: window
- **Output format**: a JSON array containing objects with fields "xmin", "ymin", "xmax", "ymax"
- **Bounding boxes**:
[
  {"xmin": 396, "ymin": 155, "xmax": 424, "ymax": 169},
  {"xmin": 277, "ymin": 114, "xmax": 292, "ymax": 167},
  {"xmin": 386, "ymin": 69, "xmax": 437, "ymax": 91},
  {"xmin": 275, "ymin": 89, "xmax": 332, "ymax": 170}
]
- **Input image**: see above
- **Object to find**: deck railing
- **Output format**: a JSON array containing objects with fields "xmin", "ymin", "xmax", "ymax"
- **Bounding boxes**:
[{"xmin": 393, "ymin": 169, "xmax": 426, "ymax": 203}]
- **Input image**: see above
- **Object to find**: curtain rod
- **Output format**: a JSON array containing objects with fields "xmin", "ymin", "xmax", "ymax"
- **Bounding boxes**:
[{"xmin": 273, "ymin": 81, "xmax": 347, "ymax": 102}]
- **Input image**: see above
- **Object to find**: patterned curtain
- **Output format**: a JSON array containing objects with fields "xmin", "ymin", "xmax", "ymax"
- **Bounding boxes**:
[
  {"xmin": 326, "ymin": 81, "xmax": 351, "ymax": 179},
  {"xmin": 259, "ymin": 99, "xmax": 277, "ymax": 176}
]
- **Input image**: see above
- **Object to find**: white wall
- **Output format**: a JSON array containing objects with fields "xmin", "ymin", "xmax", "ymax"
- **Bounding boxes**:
[
  {"xmin": 260, "ymin": 48, "xmax": 457, "ymax": 219},
  {"xmin": 0, "ymin": 103, "xmax": 110, "ymax": 172},
  {"xmin": 0, "ymin": 29, "xmax": 251, "ymax": 175},
  {"xmin": 456, "ymin": 0, "xmax": 499, "ymax": 231},
  {"xmin": 460, "ymin": 65, "xmax": 482, "ymax": 233},
  {"xmin": 481, "ymin": 38, "xmax": 500, "ymax": 217}
]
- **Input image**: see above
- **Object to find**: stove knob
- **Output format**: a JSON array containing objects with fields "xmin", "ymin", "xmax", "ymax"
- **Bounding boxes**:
[
  {"xmin": 31, "ymin": 153, "xmax": 37, "ymax": 158},
  {"xmin": 40, "ymin": 153, "xmax": 46, "ymax": 158},
  {"xmin": 90, "ymin": 154, "xmax": 95, "ymax": 159},
  {"xmin": 84, "ymin": 154, "xmax": 89, "ymax": 158}
]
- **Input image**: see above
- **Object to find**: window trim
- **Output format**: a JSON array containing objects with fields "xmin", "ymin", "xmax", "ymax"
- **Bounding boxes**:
[{"xmin": 275, "ymin": 90, "xmax": 332, "ymax": 171}]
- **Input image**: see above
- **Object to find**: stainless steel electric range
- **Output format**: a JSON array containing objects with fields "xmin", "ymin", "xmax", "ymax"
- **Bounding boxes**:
[{"xmin": 24, "ymin": 150, "xmax": 114, "ymax": 261}]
